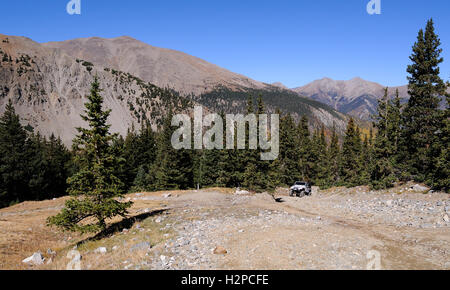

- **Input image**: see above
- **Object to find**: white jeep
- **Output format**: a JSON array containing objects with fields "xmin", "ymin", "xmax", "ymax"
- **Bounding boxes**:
[{"xmin": 289, "ymin": 181, "xmax": 312, "ymax": 197}]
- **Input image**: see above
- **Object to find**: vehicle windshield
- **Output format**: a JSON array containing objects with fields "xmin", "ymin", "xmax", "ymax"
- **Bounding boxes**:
[{"xmin": 295, "ymin": 182, "xmax": 306, "ymax": 185}]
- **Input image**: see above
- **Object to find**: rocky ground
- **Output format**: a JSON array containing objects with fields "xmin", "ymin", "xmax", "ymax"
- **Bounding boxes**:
[
  {"xmin": 1, "ymin": 184, "xmax": 449, "ymax": 270},
  {"xmin": 145, "ymin": 185, "xmax": 449, "ymax": 270}
]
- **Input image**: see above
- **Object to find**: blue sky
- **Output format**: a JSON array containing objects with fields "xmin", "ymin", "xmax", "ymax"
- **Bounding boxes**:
[{"xmin": 1, "ymin": 0, "xmax": 449, "ymax": 87}]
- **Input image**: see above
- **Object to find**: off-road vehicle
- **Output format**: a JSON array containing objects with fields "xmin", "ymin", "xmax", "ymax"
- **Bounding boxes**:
[{"xmin": 289, "ymin": 181, "xmax": 312, "ymax": 197}]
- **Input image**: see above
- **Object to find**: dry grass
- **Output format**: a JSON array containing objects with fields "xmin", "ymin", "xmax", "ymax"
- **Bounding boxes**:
[
  {"xmin": 40, "ymin": 211, "xmax": 174, "ymax": 270},
  {"xmin": 0, "ymin": 189, "xmax": 188, "ymax": 270}
]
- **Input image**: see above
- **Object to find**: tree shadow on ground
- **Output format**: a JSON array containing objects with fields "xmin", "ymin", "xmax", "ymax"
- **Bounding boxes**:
[
  {"xmin": 274, "ymin": 197, "xmax": 285, "ymax": 203},
  {"xmin": 76, "ymin": 208, "xmax": 168, "ymax": 246}
]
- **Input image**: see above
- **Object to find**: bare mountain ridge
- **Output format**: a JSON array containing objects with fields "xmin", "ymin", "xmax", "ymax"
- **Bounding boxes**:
[
  {"xmin": 0, "ymin": 34, "xmax": 349, "ymax": 144},
  {"xmin": 293, "ymin": 77, "xmax": 409, "ymax": 120},
  {"xmin": 43, "ymin": 36, "xmax": 348, "ymax": 131},
  {"xmin": 0, "ymin": 34, "xmax": 190, "ymax": 145},
  {"xmin": 43, "ymin": 36, "xmax": 273, "ymax": 96}
]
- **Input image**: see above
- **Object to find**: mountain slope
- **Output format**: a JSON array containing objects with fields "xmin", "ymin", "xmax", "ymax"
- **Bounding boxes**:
[
  {"xmin": 0, "ymin": 34, "xmax": 349, "ymax": 144},
  {"xmin": 0, "ymin": 34, "xmax": 190, "ymax": 145},
  {"xmin": 43, "ymin": 36, "xmax": 273, "ymax": 96},
  {"xmin": 43, "ymin": 36, "xmax": 348, "ymax": 131},
  {"xmin": 293, "ymin": 77, "xmax": 409, "ymax": 120}
]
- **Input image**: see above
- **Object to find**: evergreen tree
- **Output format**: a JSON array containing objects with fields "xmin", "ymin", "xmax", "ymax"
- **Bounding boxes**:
[
  {"xmin": 195, "ymin": 110, "xmax": 225, "ymax": 189},
  {"xmin": 45, "ymin": 134, "xmax": 71, "ymax": 198},
  {"xmin": 26, "ymin": 133, "xmax": 48, "ymax": 201},
  {"xmin": 121, "ymin": 126, "xmax": 140, "ymax": 190},
  {"xmin": 340, "ymin": 118, "xmax": 362, "ymax": 186},
  {"xmin": 297, "ymin": 116, "xmax": 312, "ymax": 181},
  {"xmin": 121, "ymin": 121, "xmax": 157, "ymax": 191},
  {"xmin": 133, "ymin": 165, "xmax": 149, "ymax": 191},
  {"xmin": 26, "ymin": 133, "xmax": 70, "ymax": 200},
  {"xmin": 312, "ymin": 126, "xmax": 330, "ymax": 187},
  {"xmin": 429, "ymin": 84, "xmax": 449, "ymax": 191},
  {"xmin": 390, "ymin": 90, "xmax": 403, "ymax": 158},
  {"xmin": 370, "ymin": 88, "xmax": 404, "ymax": 189},
  {"xmin": 136, "ymin": 121, "xmax": 157, "ymax": 170},
  {"xmin": 216, "ymin": 125, "xmax": 234, "ymax": 187},
  {"xmin": 359, "ymin": 133, "xmax": 372, "ymax": 185},
  {"xmin": 0, "ymin": 99, "xmax": 28, "ymax": 207},
  {"xmin": 327, "ymin": 124, "xmax": 341, "ymax": 186},
  {"xmin": 277, "ymin": 113, "xmax": 300, "ymax": 185},
  {"xmin": 401, "ymin": 19, "xmax": 446, "ymax": 183},
  {"xmin": 243, "ymin": 95, "xmax": 269, "ymax": 192},
  {"xmin": 266, "ymin": 109, "xmax": 285, "ymax": 189},
  {"xmin": 154, "ymin": 112, "xmax": 194, "ymax": 190},
  {"xmin": 47, "ymin": 77, "xmax": 132, "ymax": 233}
]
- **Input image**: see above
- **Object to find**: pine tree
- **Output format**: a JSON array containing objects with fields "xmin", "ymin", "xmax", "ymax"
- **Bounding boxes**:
[
  {"xmin": 266, "ymin": 109, "xmax": 284, "ymax": 189},
  {"xmin": 45, "ymin": 134, "xmax": 71, "ymax": 198},
  {"xmin": 26, "ymin": 133, "xmax": 48, "ymax": 201},
  {"xmin": 243, "ymin": 95, "xmax": 269, "ymax": 192},
  {"xmin": 136, "ymin": 121, "xmax": 157, "ymax": 170},
  {"xmin": 390, "ymin": 90, "xmax": 402, "ymax": 158},
  {"xmin": 121, "ymin": 126, "xmax": 140, "ymax": 190},
  {"xmin": 401, "ymin": 19, "xmax": 446, "ymax": 183},
  {"xmin": 195, "ymin": 109, "xmax": 225, "ymax": 188},
  {"xmin": 47, "ymin": 77, "xmax": 132, "ymax": 233},
  {"xmin": 154, "ymin": 112, "xmax": 194, "ymax": 190},
  {"xmin": 327, "ymin": 124, "xmax": 341, "ymax": 186},
  {"xmin": 133, "ymin": 165, "xmax": 149, "ymax": 191},
  {"xmin": 26, "ymin": 133, "xmax": 70, "ymax": 200},
  {"xmin": 340, "ymin": 118, "xmax": 362, "ymax": 187},
  {"xmin": 370, "ymin": 88, "xmax": 405, "ymax": 189},
  {"xmin": 277, "ymin": 113, "xmax": 300, "ymax": 185},
  {"xmin": 121, "ymin": 121, "xmax": 157, "ymax": 191},
  {"xmin": 313, "ymin": 126, "xmax": 330, "ymax": 188},
  {"xmin": 0, "ymin": 99, "xmax": 28, "ymax": 207},
  {"xmin": 359, "ymin": 133, "xmax": 372, "ymax": 185},
  {"xmin": 297, "ymin": 116, "xmax": 312, "ymax": 181},
  {"xmin": 194, "ymin": 148, "xmax": 221, "ymax": 188},
  {"xmin": 429, "ymin": 84, "xmax": 449, "ymax": 191},
  {"xmin": 216, "ymin": 131, "xmax": 234, "ymax": 187}
]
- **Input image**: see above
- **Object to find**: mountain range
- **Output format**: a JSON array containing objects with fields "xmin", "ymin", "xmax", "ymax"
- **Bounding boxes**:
[
  {"xmin": 2, "ymin": 34, "xmax": 446, "ymax": 145},
  {"xmin": 292, "ymin": 77, "xmax": 410, "ymax": 120},
  {"xmin": 0, "ymin": 34, "xmax": 348, "ymax": 144}
]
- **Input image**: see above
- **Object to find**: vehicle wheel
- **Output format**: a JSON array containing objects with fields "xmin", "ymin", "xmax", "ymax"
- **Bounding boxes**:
[{"xmin": 289, "ymin": 191, "xmax": 294, "ymax": 197}]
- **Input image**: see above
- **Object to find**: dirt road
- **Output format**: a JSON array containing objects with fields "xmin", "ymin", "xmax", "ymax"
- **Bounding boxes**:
[
  {"xmin": 1, "ymin": 185, "xmax": 449, "ymax": 270},
  {"xmin": 147, "ymin": 185, "xmax": 449, "ymax": 270}
]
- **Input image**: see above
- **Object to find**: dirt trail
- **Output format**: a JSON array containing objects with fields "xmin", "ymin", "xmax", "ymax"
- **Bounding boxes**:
[
  {"xmin": 156, "ymin": 188, "xmax": 449, "ymax": 270},
  {"xmin": 1, "ymin": 186, "xmax": 449, "ymax": 270}
]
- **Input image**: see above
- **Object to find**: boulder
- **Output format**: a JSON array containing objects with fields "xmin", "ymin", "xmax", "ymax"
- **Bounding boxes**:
[
  {"xmin": 94, "ymin": 247, "xmax": 107, "ymax": 254},
  {"xmin": 22, "ymin": 252, "xmax": 44, "ymax": 265},
  {"xmin": 213, "ymin": 246, "xmax": 228, "ymax": 255},
  {"xmin": 412, "ymin": 184, "xmax": 429, "ymax": 192},
  {"xmin": 235, "ymin": 188, "xmax": 250, "ymax": 195}
]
